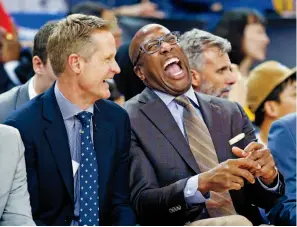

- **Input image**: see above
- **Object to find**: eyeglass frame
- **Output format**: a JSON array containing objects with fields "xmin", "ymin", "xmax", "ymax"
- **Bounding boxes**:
[{"xmin": 133, "ymin": 31, "xmax": 180, "ymax": 66}]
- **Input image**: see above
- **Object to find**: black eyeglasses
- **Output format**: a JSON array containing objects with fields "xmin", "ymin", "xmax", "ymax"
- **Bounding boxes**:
[{"xmin": 133, "ymin": 31, "xmax": 180, "ymax": 66}]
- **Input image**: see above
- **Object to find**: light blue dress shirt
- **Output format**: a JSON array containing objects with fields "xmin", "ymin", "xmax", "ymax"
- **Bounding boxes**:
[
  {"xmin": 54, "ymin": 84, "xmax": 94, "ymax": 225},
  {"xmin": 153, "ymin": 87, "xmax": 279, "ymax": 207}
]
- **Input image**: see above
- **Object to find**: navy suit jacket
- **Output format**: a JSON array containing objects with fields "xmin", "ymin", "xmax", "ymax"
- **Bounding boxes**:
[
  {"xmin": 4, "ymin": 84, "xmax": 136, "ymax": 226},
  {"xmin": 268, "ymin": 113, "xmax": 296, "ymax": 225}
]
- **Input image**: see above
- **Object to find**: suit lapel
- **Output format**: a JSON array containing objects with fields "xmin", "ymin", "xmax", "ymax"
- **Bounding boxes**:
[
  {"xmin": 196, "ymin": 93, "xmax": 228, "ymax": 163},
  {"xmin": 42, "ymin": 85, "xmax": 74, "ymax": 201},
  {"xmin": 93, "ymin": 101, "xmax": 115, "ymax": 213},
  {"xmin": 139, "ymin": 88, "xmax": 200, "ymax": 174},
  {"xmin": 16, "ymin": 81, "xmax": 30, "ymax": 109}
]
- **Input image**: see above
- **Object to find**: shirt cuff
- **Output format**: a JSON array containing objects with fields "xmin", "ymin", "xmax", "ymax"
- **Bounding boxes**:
[
  {"xmin": 257, "ymin": 173, "xmax": 280, "ymax": 191},
  {"xmin": 4, "ymin": 60, "xmax": 21, "ymax": 85},
  {"xmin": 184, "ymin": 175, "xmax": 210, "ymax": 206}
]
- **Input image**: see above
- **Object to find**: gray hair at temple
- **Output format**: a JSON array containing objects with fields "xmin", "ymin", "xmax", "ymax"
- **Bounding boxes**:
[{"xmin": 180, "ymin": 28, "xmax": 231, "ymax": 71}]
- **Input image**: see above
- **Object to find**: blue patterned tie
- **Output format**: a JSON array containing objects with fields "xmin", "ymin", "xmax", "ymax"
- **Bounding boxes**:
[{"xmin": 75, "ymin": 111, "xmax": 99, "ymax": 226}]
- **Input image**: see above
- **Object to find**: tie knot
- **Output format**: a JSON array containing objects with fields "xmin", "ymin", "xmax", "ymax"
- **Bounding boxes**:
[
  {"xmin": 75, "ymin": 111, "xmax": 93, "ymax": 126},
  {"xmin": 175, "ymin": 95, "xmax": 191, "ymax": 109}
]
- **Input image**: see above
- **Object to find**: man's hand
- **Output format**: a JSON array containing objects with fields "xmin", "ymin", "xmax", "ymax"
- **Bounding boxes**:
[
  {"xmin": 232, "ymin": 142, "xmax": 278, "ymax": 186},
  {"xmin": 198, "ymin": 158, "xmax": 261, "ymax": 194}
]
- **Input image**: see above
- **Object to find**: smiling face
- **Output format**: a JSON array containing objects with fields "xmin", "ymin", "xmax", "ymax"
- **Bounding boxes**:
[
  {"xmin": 78, "ymin": 30, "xmax": 120, "ymax": 100},
  {"xmin": 130, "ymin": 25, "xmax": 192, "ymax": 96},
  {"xmin": 242, "ymin": 23, "xmax": 270, "ymax": 61}
]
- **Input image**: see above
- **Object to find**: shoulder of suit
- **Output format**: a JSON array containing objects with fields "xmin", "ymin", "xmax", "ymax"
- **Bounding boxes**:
[
  {"xmin": 0, "ymin": 124, "xmax": 20, "ymax": 137},
  {"xmin": 123, "ymin": 94, "xmax": 142, "ymax": 115},
  {"xmin": 95, "ymin": 99, "xmax": 128, "ymax": 118},
  {"xmin": 197, "ymin": 93, "xmax": 239, "ymax": 109},
  {"xmin": 0, "ymin": 85, "xmax": 21, "ymax": 103}
]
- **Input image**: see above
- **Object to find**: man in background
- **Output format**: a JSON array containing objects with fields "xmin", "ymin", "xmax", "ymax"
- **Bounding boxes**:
[
  {"xmin": 247, "ymin": 61, "xmax": 296, "ymax": 145},
  {"xmin": 180, "ymin": 28, "xmax": 237, "ymax": 99},
  {"xmin": 0, "ymin": 21, "xmax": 56, "ymax": 122},
  {"xmin": 267, "ymin": 113, "xmax": 296, "ymax": 226}
]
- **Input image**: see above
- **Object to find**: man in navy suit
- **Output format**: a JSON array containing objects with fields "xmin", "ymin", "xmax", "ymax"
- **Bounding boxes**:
[
  {"xmin": 4, "ymin": 14, "xmax": 135, "ymax": 226},
  {"xmin": 268, "ymin": 113, "xmax": 296, "ymax": 225}
]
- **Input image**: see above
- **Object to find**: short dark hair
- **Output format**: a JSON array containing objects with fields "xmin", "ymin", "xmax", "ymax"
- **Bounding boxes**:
[
  {"xmin": 69, "ymin": 1, "xmax": 110, "ymax": 17},
  {"xmin": 32, "ymin": 21, "xmax": 57, "ymax": 64},
  {"xmin": 214, "ymin": 8, "xmax": 266, "ymax": 65},
  {"xmin": 254, "ymin": 73, "xmax": 296, "ymax": 127}
]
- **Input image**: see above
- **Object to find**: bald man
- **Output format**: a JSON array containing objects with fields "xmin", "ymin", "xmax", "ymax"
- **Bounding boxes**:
[{"xmin": 123, "ymin": 24, "xmax": 284, "ymax": 226}]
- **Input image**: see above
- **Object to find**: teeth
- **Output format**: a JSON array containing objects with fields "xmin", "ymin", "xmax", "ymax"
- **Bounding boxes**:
[{"xmin": 164, "ymin": 57, "xmax": 179, "ymax": 69}]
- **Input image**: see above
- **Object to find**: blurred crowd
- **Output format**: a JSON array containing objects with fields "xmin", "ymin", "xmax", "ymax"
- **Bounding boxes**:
[{"xmin": 0, "ymin": 0, "xmax": 296, "ymax": 226}]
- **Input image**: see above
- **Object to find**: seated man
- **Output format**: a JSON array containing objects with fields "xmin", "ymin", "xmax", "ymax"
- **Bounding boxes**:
[
  {"xmin": 247, "ymin": 61, "xmax": 296, "ymax": 145},
  {"xmin": 180, "ymin": 28, "xmax": 237, "ymax": 99},
  {"xmin": 124, "ymin": 24, "xmax": 284, "ymax": 226},
  {"xmin": 0, "ymin": 21, "xmax": 57, "ymax": 123},
  {"xmin": 268, "ymin": 113, "xmax": 296, "ymax": 225},
  {"xmin": 0, "ymin": 124, "xmax": 35, "ymax": 225}
]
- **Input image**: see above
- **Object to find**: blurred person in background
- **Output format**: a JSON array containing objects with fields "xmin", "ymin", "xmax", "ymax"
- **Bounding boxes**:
[
  {"xmin": 69, "ymin": 0, "xmax": 164, "ymax": 19},
  {"xmin": 0, "ymin": 21, "xmax": 57, "ymax": 123},
  {"xmin": 267, "ymin": 113, "xmax": 296, "ymax": 226},
  {"xmin": 180, "ymin": 28, "xmax": 236, "ymax": 99},
  {"xmin": 0, "ymin": 124, "xmax": 35, "ymax": 226},
  {"xmin": 69, "ymin": 1, "xmax": 124, "ymax": 104},
  {"xmin": 0, "ymin": 1, "xmax": 33, "ymax": 94},
  {"xmin": 246, "ymin": 61, "xmax": 296, "ymax": 145},
  {"xmin": 214, "ymin": 8, "xmax": 270, "ymax": 119}
]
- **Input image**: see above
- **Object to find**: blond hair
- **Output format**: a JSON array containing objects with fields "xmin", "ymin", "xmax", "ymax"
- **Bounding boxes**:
[{"xmin": 47, "ymin": 13, "xmax": 117, "ymax": 75}]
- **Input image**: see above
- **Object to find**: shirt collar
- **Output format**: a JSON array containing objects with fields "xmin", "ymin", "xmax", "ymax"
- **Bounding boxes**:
[
  {"xmin": 54, "ymin": 83, "xmax": 94, "ymax": 120},
  {"xmin": 28, "ymin": 77, "xmax": 38, "ymax": 100},
  {"xmin": 153, "ymin": 86, "xmax": 199, "ymax": 107}
]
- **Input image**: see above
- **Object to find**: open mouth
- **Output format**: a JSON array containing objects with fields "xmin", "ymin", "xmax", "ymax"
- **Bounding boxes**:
[{"xmin": 164, "ymin": 57, "xmax": 184, "ymax": 78}]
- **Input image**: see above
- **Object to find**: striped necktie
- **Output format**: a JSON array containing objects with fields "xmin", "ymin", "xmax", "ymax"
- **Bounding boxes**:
[{"xmin": 175, "ymin": 95, "xmax": 237, "ymax": 217}]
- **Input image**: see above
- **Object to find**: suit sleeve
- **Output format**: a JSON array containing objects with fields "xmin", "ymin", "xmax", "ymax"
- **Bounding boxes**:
[
  {"xmin": 267, "ymin": 118, "xmax": 296, "ymax": 225},
  {"xmin": 0, "ymin": 128, "xmax": 35, "ymax": 226},
  {"xmin": 234, "ymin": 103, "xmax": 284, "ymax": 210},
  {"xmin": 130, "ymin": 128, "xmax": 192, "ymax": 225},
  {"xmin": 111, "ymin": 112, "xmax": 136, "ymax": 225},
  {"xmin": 4, "ymin": 119, "xmax": 45, "ymax": 225}
]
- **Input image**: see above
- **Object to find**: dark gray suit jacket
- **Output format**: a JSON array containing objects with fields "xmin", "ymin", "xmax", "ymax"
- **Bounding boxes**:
[
  {"xmin": 124, "ymin": 88, "xmax": 284, "ymax": 226},
  {"xmin": 0, "ymin": 80, "xmax": 30, "ymax": 123}
]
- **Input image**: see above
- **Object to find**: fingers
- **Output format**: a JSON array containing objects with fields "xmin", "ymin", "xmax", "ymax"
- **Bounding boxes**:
[
  {"xmin": 227, "ymin": 174, "xmax": 245, "ymax": 188},
  {"xmin": 230, "ymin": 166, "xmax": 256, "ymax": 184},
  {"xmin": 244, "ymin": 142, "xmax": 264, "ymax": 153},
  {"xmin": 231, "ymin": 158, "xmax": 261, "ymax": 171},
  {"xmin": 248, "ymin": 147, "xmax": 270, "ymax": 161},
  {"xmin": 255, "ymin": 161, "xmax": 276, "ymax": 178},
  {"xmin": 232, "ymin": 146, "xmax": 248, "ymax": 158}
]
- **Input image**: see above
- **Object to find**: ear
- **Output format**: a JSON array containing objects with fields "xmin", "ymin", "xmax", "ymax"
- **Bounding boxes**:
[
  {"xmin": 32, "ymin": 56, "xmax": 44, "ymax": 75},
  {"xmin": 134, "ymin": 65, "xmax": 145, "ymax": 81},
  {"xmin": 190, "ymin": 69, "xmax": 201, "ymax": 89},
  {"xmin": 264, "ymin": 101, "xmax": 279, "ymax": 118},
  {"xmin": 68, "ymin": 54, "xmax": 83, "ymax": 74}
]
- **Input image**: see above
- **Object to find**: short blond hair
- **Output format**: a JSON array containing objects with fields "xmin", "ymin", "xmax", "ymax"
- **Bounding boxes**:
[{"xmin": 47, "ymin": 13, "xmax": 117, "ymax": 75}]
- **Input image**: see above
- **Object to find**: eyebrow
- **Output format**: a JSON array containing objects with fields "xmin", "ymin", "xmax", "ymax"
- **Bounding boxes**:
[{"xmin": 216, "ymin": 65, "xmax": 230, "ymax": 72}]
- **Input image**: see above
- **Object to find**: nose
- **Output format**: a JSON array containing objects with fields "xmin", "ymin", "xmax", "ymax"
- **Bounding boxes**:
[
  {"xmin": 226, "ymin": 70, "xmax": 237, "ymax": 86},
  {"xmin": 112, "ymin": 59, "xmax": 121, "ymax": 74},
  {"xmin": 264, "ymin": 33, "xmax": 270, "ymax": 45},
  {"xmin": 159, "ymin": 41, "xmax": 173, "ymax": 54}
]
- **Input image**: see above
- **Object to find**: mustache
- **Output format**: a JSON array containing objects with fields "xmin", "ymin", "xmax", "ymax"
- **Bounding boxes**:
[{"xmin": 216, "ymin": 86, "xmax": 232, "ymax": 97}]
